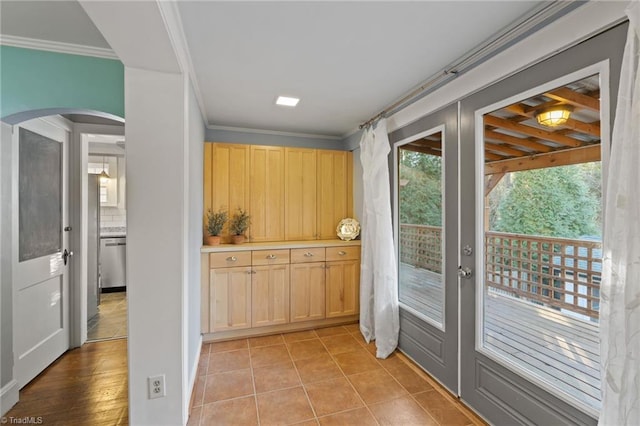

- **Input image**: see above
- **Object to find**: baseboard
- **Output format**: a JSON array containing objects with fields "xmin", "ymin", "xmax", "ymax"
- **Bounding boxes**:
[
  {"xmin": 0, "ymin": 379, "xmax": 19, "ymax": 416},
  {"xmin": 187, "ymin": 335, "xmax": 203, "ymax": 418}
]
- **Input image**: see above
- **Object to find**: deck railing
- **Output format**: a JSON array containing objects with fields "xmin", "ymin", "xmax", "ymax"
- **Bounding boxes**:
[
  {"xmin": 399, "ymin": 224, "xmax": 442, "ymax": 274},
  {"xmin": 399, "ymin": 224, "xmax": 602, "ymax": 321}
]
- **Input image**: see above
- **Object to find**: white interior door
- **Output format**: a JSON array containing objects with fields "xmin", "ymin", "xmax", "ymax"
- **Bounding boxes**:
[{"xmin": 12, "ymin": 117, "xmax": 70, "ymax": 388}]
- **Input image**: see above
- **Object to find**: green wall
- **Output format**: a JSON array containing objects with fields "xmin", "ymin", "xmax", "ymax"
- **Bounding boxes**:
[{"xmin": 0, "ymin": 46, "xmax": 124, "ymax": 121}]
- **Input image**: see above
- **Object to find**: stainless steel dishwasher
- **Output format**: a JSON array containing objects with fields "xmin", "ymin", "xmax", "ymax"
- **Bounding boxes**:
[{"xmin": 100, "ymin": 237, "xmax": 126, "ymax": 289}]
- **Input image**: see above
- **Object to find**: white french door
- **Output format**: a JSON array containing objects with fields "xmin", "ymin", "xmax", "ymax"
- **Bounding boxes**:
[{"xmin": 12, "ymin": 117, "xmax": 71, "ymax": 388}]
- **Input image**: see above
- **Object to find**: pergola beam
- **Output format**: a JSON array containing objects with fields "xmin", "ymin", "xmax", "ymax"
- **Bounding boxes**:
[
  {"xmin": 402, "ymin": 144, "xmax": 442, "ymax": 157},
  {"xmin": 545, "ymin": 87, "xmax": 600, "ymax": 111},
  {"xmin": 484, "ymin": 115, "xmax": 583, "ymax": 148},
  {"xmin": 504, "ymin": 104, "xmax": 601, "ymax": 137},
  {"xmin": 484, "ymin": 144, "xmax": 600, "ymax": 175},
  {"xmin": 485, "ymin": 129, "xmax": 553, "ymax": 153},
  {"xmin": 485, "ymin": 173, "xmax": 506, "ymax": 196}
]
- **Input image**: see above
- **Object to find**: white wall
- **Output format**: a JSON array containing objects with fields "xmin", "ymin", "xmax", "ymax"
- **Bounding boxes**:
[
  {"xmin": 125, "ymin": 67, "xmax": 188, "ymax": 425},
  {"xmin": 186, "ymin": 81, "xmax": 204, "ymax": 415}
]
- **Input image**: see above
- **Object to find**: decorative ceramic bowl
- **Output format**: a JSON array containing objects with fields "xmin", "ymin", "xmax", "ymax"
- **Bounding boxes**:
[{"xmin": 336, "ymin": 218, "xmax": 360, "ymax": 241}]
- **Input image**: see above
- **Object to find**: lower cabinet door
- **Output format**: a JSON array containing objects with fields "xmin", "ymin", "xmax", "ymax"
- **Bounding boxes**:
[
  {"xmin": 252, "ymin": 264, "xmax": 290, "ymax": 327},
  {"xmin": 326, "ymin": 260, "xmax": 360, "ymax": 318},
  {"xmin": 210, "ymin": 266, "xmax": 252, "ymax": 331},
  {"xmin": 290, "ymin": 262, "xmax": 326, "ymax": 322}
]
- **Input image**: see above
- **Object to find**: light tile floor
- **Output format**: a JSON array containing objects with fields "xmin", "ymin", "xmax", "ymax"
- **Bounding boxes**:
[
  {"xmin": 87, "ymin": 291, "xmax": 128, "ymax": 341},
  {"xmin": 189, "ymin": 325, "xmax": 486, "ymax": 426}
]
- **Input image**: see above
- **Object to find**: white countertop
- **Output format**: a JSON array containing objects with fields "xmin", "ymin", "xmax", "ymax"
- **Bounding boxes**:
[{"xmin": 201, "ymin": 239, "xmax": 360, "ymax": 253}]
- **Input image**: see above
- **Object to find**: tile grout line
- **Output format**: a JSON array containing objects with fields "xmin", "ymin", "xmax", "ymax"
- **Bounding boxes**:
[
  {"xmin": 283, "ymin": 331, "xmax": 321, "ymax": 424},
  {"xmin": 247, "ymin": 338, "xmax": 262, "ymax": 426},
  {"xmin": 318, "ymin": 326, "xmax": 381, "ymax": 425}
]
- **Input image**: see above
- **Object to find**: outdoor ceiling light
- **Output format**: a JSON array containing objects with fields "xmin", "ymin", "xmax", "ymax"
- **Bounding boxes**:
[
  {"xmin": 535, "ymin": 106, "xmax": 572, "ymax": 127},
  {"xmin": 276, "ymin": 96, "xmax": 300, "ymax": 107}
]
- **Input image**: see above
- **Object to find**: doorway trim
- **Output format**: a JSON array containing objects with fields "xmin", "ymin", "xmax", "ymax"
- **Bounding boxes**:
[{"xmin": 70, "ymin": 123, "xmax": 125, "ymax": 347}]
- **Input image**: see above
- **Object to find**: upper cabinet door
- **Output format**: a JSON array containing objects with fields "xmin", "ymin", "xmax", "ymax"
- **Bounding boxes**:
[
  {"xmin": 285, "ymin": 148, "xmax": 317, "ymax": 240},
  {"xmin": 204, "ymin": 143, "xmax": 250, "ymax": 241},
  {"xmin": 250, "ymin": 145, "xmax": 285, "ymax": 242},
  {"xmin": 317, "ymin": 150, "xmax": 353, "ymax": 239}
]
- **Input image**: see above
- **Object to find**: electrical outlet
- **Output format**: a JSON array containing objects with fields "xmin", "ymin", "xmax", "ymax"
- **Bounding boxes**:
[{"xmin": 148, "ymin": 374, "xmax": 166, "ymax": 399}]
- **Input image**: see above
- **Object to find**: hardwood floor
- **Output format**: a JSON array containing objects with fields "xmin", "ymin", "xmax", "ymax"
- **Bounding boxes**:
[
  {"xmin": 4, "ymin": 339, "xmax": 128, "ymax": 426},
  {"xmin": 6, "ymin": 325, "xmax": 486, "ymax": 426},
  {"xmin": 88, "ymin": 291, "xmax": 128, "ymax": 341}
]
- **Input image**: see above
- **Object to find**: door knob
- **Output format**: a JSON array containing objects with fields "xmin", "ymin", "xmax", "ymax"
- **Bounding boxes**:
[
  {"xmin": 458, "ymin": 266, "xmax": 472, "ymax": 279},
  {"xmin": 62, "ymin": 249, "xmax": 74, "ymax": 265}
]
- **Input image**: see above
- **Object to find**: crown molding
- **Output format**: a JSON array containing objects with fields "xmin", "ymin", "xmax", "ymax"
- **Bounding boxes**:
[
  {"xmin": 0, "ymin": 34, "xmax": 118, "ymax": 60},
  {"xmin": 207, "ymin": 124, "xmax": 342, "ymax": 141},
  {"xmin": 156, "ymin": 1, "xmax": 210, "ymax": 124}
]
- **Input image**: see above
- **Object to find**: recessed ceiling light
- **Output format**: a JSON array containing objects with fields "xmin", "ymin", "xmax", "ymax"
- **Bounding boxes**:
[{"xmin": 276, "ymin": 96, "xmax": 300, "ymax": 107}]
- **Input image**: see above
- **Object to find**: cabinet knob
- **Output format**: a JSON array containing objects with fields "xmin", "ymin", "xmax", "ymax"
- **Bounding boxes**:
[
  {"xmin": 267, "ymin": 254, "xmax": 277, "ymax": 259},
  {"xmin": 338, "ymin": 251, "xmax": 347, "ymax": 256},
  {"xmin": 304, "ymin": 252, "xmax": 314, "ymax": 257},
  {"xmin": 227, "ymin": 256, "xmax": 237, "ymax": 262}
]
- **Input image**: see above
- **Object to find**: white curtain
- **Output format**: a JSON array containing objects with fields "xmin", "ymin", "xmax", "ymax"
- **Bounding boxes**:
[
  {"xmin": 599, "ymin": 3, "xmax": 640, "ymax": 425},
  {"xmin": 359, "ymin": 118, "xmax": 399, "ymax": 359}
]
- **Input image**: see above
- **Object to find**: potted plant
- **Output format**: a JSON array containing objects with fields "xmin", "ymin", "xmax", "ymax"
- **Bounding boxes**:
[
  {"xmin": 229, "ymin": 208, "xmax": 250, "ymax": 244},
  {"xmin": 205, "ymin": 208, "xmax": 228, "ymax": 245}
]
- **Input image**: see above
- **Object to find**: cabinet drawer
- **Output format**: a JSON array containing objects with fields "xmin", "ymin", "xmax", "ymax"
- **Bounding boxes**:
[
  {"xmin": 291, "ymin": 247, "xmax": 325, "ymax": 263},
  {"xmin": 326, "ymin": 246, "xmax": 360, "ymax": 261},
  {"xmin": 210, "ymin": 251, "xmax": 252, "ymax": 268},
  {"xmin": 252, "ymin": 249, "xmax": 290, "ymax": 265}
]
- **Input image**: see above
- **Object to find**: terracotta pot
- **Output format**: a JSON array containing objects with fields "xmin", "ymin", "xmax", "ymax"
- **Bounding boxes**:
[
  {"xmin": 231, "ymin": 235, "xmax": 245, "ymax": 244},
  {"xmin": 204, "ymin": 235, "xmax": 221, "ymax": 246}
]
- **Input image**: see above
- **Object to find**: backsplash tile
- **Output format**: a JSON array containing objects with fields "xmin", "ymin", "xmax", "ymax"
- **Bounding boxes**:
[{"xmin": 100, "ymin": 206, "xmax": 126, "ymax": 231}]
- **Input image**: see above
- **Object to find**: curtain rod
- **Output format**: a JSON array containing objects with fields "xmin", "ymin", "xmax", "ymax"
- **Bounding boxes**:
[
  {"xmin": 358, "ymin": 1, "xmax": 583, "ymax": 130},
  {"xmin": 359, "ymin": 70, "xmax": 458, "ymax": 130}
]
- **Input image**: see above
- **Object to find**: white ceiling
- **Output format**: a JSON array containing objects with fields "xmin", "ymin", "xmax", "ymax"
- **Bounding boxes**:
[
  {"xmin": 0, "ymin": 0, "xmax": 110, "ymax": 49},
  {"xmin": 1, "ymin": 1, "xmax": 545, "ymax": 137}
]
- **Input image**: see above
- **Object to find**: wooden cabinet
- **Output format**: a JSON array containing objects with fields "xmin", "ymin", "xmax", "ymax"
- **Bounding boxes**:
[
  {"xmin": 285, "ymin": 148, "xmax": 317, "ymax": 240},
  {"xmin": 204, "ymin": 143, "xmax": 250, "ymax": 242},
  {"xmin": 251, "ymin": 250, "xmax": 290, "ymax": 327},
  {"xmin": 317, "ymin": 150, "xmax": 354, "ymax": 239},
  {"xmin": 326, "ymin": 246, "xmax": 360, "ymax": 318},
  {"xmin": 208, "ymin": 251, "xmax": 253, "ymax": 332},
  {"xmin": 290, "ymin": 248, "xmax": 326, "ymax": 322},
  {"xmin": 250, "ymin": 146, "xmax": 285, "ymax": 242},
  {"xmin": 203, "ymin": 242, "xmax": 359, "ymax": 339},
  {"xmin": 204, "ymin": 142, "xmax": 353, "ymax": 244}
]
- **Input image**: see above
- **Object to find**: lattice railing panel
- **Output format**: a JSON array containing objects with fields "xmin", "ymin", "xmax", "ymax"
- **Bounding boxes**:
[
  {"xmin": 399, "ymin": 224, "xmax": 443, "ymax": 273},
  {"xmin": 485, "ymin": 231, "xmax": 601, "ymax": 320}
]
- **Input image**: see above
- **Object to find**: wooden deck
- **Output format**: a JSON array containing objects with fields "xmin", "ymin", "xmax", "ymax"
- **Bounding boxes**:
[{"xmin": 399, "ymin": 262, "xmax": 601, "ymax": 411}]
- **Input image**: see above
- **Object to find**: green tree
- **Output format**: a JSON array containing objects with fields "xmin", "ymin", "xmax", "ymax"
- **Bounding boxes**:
[
  {"xmin": 493, "ymin": 164, "xmax": 600, "ymax": 238},
  {"xmin": 399, "ymin": 150, "xmax": 442, "ymax": 226}
]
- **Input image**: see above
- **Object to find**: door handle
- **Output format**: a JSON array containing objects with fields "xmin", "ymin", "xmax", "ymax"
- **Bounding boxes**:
[
  {"xmin": 458, "ymin": 266, "xmax": 472, "ymax": 279},
  {"xmin": 62, "ymin": 249, "xmax": 74, "ymax": 265}
]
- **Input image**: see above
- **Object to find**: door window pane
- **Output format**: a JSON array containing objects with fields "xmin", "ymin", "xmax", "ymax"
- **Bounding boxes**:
[
  {"xmin": 398, "ymin": 131, "xmax": 444, "ymax": 327},
  {"xmin": 481, "ymin": 75, "xmax": 602, "ymax": 411},
  {"xmin": 19, "ymin": 128, "xmax": 62, "ymax": 261}
]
